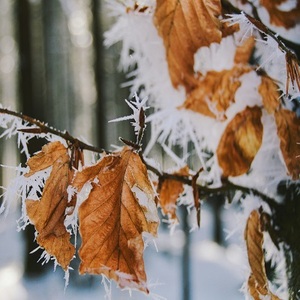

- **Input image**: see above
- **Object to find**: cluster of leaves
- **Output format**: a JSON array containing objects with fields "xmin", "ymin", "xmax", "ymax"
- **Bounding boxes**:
[
  {"xmin": 154, "ymin": 0, "xmax": 300, "ymax": 179},
  {"xmin": 104, "ymin": 0, "xmax": 300, "ymax": 298},
  {"xmin": 24, "ymin": 140, "xmax": 158, "ymax": 292},
  {"xmin": 0, "ymin": 97, "xmax": 201, "ymax": 293}
]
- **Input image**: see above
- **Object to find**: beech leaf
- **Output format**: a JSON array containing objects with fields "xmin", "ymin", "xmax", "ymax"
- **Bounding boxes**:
[
  {"xmin": 25, "ymin": 141, "xmax": 68, "ymax": 177},
  {"xmin": 158, "ymin": 166, "xmax": 189, "ymax": 222},
  {"xmin": 72, "ymin": 147, "xmax": 159, "ymax": 292},
  {"xmin": 234, "ymin": 37, "xmax": 255, "ymax": 65},
  {"xmin": 181, "ymin": 65, "xmax": 252, "ymax": 119},
  {"xmin": 217, "ymin": 106, "xmax": 263, "ymax": 177},
  {"xmin": 154, "ymin": 0, "xmax": 223, "ymax": 90},
  {"xmin": 260, "ymin": 0, "xmax": 300, "ymax": 29},
  {"xmin": 245, "ymin": 210, "xmax": 282, "ymax": 300},
  {"xmin": 259, "ymin": 75, "xmax": 281, "ymax": 114},
  {"xmin": 275, "ymin": 108, "xmax": 300, "ymax": 180},
  {"xmin": 25, "ymin": 141, "xmax": 75, "ymax": 271}
]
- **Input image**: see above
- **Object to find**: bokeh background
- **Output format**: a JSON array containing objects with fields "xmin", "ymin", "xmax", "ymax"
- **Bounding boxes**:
[{"xmin": 0, "ymin": 1, "xmax": 247, "ymax": 299}]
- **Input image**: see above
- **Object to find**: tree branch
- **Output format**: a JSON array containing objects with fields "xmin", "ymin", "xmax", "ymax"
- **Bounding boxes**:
[
  {"xmin": 0, "ymin": 107, "xmax": 106, "ymax": 154},
  {"xmin": 1, "ymin": 107, "xmax": 279, "ymax": 210}
]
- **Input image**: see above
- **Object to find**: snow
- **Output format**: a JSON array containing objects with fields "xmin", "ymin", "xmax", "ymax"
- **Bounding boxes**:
[{"xmin": 0, "ymin": 203, "xmax": 246, "ymax": 300}]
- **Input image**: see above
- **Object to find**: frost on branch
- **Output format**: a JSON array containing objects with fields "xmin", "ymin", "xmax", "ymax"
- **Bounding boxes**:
[{"xmin": 109, "ymin": 93, "xmax": 148, "ymax": 148}]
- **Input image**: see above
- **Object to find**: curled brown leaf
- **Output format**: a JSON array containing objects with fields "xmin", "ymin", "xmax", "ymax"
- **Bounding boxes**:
[
  {"xmin": 275, "ymin": 108, "xmax": 300, "ymax": 180},
  {"xmin": 25, "ymin": 141, "xmax": 75, "ymax": 271},
  {"xmin": 217, "ymin": 106, "xmax": 263, "ymax": 177},
  {"xmin": 181, "ymin": 65, "xmax": 252, "ymax": 119},
  {"xmin": 258, "ymin": 75, "xmax": 281, "ymax": 114},
  {"xmin": 154, "ymin": 0, "xmax": 223, "ymax": 90},
  {"xmin": 245, "ymin": 210, "xmax": 282, "ymax": 300}
]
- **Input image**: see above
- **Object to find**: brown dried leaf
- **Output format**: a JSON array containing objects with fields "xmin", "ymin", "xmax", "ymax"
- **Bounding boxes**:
[
  {"xmin": 181, "ymin": 65, "xmax": 252, "ymax": 119},
  {"xmin": 286, "ymin": 52, "xmax": 300, "ymax": 94},
  {"xmin": 221, "ymin": 21, "xmax": 240, "ymax": 38},
  {"xmin": 248, "ymin": 274, "xmax": 263, "ymax": 300},
  {"xmin": 217, "ymin": 106, "xmax": 263, "ymax": 177},
  {"xmin": 234, "ymin": 36, "xmax": 255, "ymax": 65},
  {"xmin": 73, "ymin": 147, "xmax": 158, "ymax": 292},
  {"xmin": 260, "ymin": 0, "xmax": 300, "ymax": 29},
  {"xmin": 259, "ymin": 75, "xmax": 281, "ymax": 114},
  {"xmin": 275, "ymin": 108, "xmax": 300, "ymax": 180},
  {"xmin": 25, "ymin": 141, "xmax": 75, "ymax": 270},
  {"xmin": 158, "ymin": 166, "xmax": 189, "ymax": 222},
  {"xmin": 245, "ymin": 210, "xmax": 282, "ymax": 300},
  {"xmin": 245, "ymin": 210, "xmax": 268, "ymax": 296},
  {"xmin": 154, "ymin": 0, "xmax": 223, "ymax": 90},
  {"xmin": 192, "ymin": 168, "xmax": 202, "ymax": 227},
  {"xmin": 25, "ymin": 141, "xmax": 68, "ymax": 177}
]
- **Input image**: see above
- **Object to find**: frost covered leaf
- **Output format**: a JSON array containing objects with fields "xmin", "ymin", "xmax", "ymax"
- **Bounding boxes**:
[
  {"xmin": 154, "ymin": 0, "xmax": 223, "ymax": 90},
  {"xmin": 286, "ymin": 52, "xmax": 300, "ymax": 93},
  {"xmin": 181, "ymin": 65, "xmax": 252, "ymax": 119},
  {"xmin": 25, "ymin": 141, "xmax": 68, "ymax": 177},
  {"xmin": 72, "ymin": 146, "xmax": 159, "ymax": 293},
  {"xmin": 25, "ymin": 141, "xmax": 75, "ymax": 271},
  {"xmin": 275, "ymin": 108, "xmax": 300, "ymax": 180},
  {"xmin": 260, "ymin": 0, "xmax": 300, "ymax": 29},
  {"xmin": 259, "ymin": 75, "xmax": 281, "ymax": 114},
  {"xmin": 234, "ymin": 36, "xmax": 255, "ymax": 65},
  {"xmin": 217, "ymin": 106, "xmax": 263, "ymax": 177},
  {"xmin": 158, "ymin": 166, "xmax": 189, "ymax": 222},
  {"xmin": 245, "ymin": 210, "xmax": 268, "ymax": 296},
  {"xmin": 245, "ymin": 210, "xmax": 282, "ymax": 300}
]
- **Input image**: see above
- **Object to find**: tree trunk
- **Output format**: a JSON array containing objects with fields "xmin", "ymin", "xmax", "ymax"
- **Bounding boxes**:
[
  {"xmin": 275, "ymin": 181, "xmax": 300, "ymax": 300},
  {"xmin": 16, "ymin": 0, "xmax": 46, "ymax": 276}
]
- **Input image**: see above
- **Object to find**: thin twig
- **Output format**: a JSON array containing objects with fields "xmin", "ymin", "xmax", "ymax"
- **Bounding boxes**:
[{"xmin": 0, "ymin": 107, "xmax": 106, "ymax": 154}]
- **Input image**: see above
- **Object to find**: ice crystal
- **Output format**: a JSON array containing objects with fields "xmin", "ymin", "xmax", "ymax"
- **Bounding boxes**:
[
  {"xmin": 225, "ymin": 12, "xmax": 257, "ymax": 42},
  {"xmin": 109, "ymin": 92, "xmax": 149, "ymax": 139}
]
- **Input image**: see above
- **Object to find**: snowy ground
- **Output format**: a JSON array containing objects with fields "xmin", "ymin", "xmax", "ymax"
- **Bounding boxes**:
[{"xmin": 0, "ymin": 203, "xmax": 246, "ymax": 300}]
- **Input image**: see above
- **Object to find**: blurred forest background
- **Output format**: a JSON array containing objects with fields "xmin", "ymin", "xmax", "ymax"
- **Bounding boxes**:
[{"xmin": 0, "ymin": 1, "xmax": 245, "ymax": 299}]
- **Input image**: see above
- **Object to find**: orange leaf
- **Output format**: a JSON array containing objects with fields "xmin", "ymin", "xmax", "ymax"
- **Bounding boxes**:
[
  {"xmin": 25, "ymin": 141, "xmax": 75, "ymax": 271},
  {"xmin": 260, "ymin": 0, "xmax": 300, "ymax": 29},
  {"xmin": 154, "ymin": 0, "xmax": 222, "ymax": 90},
  {"xmin": 25, "ymin": 141, "xmax": 68, "ymax": 177},
  {"xmin": 259, "ymin": 75, "xmax": 281, "ymax": 114},
  {"xmin": 73, "ymin": 147, "xmax": 158, "ymax": 292},
  {"xmin": 181, "ymin": 65, "xmax": 252, "ymax": 119},
  {"xmin": 275, "ymin": 108, "xmax": 300, "ymax": 180},
  {"xmin": 158, "ymin": 166, "xmax": 189, "ymax": 222},
  {"xmin": 245, "ymin": 210, "xmax": 282, "ymax": 300},
  {"xmin": 245, "ymin": 210, "xmax": 268, "ymax": 295},
  {"xmin": 234, "ymin": 36, "xmax": 255, "ymax": 65},
  {"xmin": 217, "ymin": 106, "xmax": 263, "ymax": 177}
]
